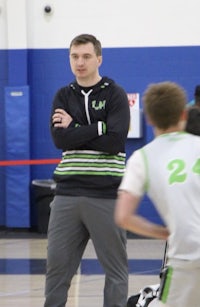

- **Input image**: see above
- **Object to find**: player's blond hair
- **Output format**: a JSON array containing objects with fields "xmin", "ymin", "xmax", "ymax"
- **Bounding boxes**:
[{"xmin": 143, "ymin": 81, "xmax": 187, "ymax": 129}]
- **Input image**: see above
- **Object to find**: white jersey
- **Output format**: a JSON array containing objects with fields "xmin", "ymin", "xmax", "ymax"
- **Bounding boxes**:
[{"xmin": 120, "ymin": 132, "xmax": 200, "ymax": 262}]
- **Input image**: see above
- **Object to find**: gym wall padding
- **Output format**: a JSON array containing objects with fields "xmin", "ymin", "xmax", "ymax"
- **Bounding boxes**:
[
  {"xmin": 5, "ymin": 86, "xmax": 30, "ymax": 227},
  {"xmin": 0, "ymin": 50, "xmax": 8, "ymax": 226}
]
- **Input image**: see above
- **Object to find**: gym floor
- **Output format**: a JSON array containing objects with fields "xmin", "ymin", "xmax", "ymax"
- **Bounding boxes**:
[{"xmin": 0, "ymin": 229, "xmax": 166, "ymax": 307}]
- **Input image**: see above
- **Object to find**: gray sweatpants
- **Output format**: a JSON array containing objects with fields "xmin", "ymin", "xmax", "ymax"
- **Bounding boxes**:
[{"xmin": 44, "ymin": 195, "xmax": 128, "ymax": 307}]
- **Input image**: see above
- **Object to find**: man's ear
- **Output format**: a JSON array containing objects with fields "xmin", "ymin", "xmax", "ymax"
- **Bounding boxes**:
[{"xmin": 97, "ymin": 56, "xmax": 102, "ymax": 67}]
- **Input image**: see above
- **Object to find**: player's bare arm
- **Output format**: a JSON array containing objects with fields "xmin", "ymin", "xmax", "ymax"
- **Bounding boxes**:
[{"xmin": 115, "ymin": 191, "xmax": 169, "ymax": 240}]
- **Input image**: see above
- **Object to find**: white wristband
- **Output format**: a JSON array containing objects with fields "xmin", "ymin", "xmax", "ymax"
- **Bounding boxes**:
[{"xmin": 98, "ymin": 121, "xmax": 103, "ymax": 136}]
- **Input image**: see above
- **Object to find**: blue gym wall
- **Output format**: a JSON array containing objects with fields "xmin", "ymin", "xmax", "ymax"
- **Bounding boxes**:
[{"xmin": 0, "ymin": 0, "xmax": 200, "ymax": 227}]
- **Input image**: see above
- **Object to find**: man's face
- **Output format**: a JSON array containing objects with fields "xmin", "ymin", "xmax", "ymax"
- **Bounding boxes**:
[{"xmin": 69, "ymin": 42, "xmax": 102, "ymax": 81}]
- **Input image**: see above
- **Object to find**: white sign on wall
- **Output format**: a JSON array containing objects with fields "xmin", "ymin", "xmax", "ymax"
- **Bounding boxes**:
[{"xmin": 127, "ymin": 93, "xmax": 142, "ymax": 138}]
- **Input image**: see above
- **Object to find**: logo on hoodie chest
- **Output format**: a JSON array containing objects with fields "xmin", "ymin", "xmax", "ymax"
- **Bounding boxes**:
[{"xmin": 91, "ymin": 100, "xmax": 106, "ymax": 110}]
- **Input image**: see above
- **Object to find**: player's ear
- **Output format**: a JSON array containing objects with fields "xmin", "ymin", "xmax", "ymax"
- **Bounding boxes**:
[
  {"xmin": 179, "ymin": 109, "xmax": 188, "ymax": 131},
  {"xmin": 145, "ymin": 114, "xmax": 154, "ymax": 126},
  {"xmin": 181, "ymin": 108, "xmax": 188, "ymax": 121}
]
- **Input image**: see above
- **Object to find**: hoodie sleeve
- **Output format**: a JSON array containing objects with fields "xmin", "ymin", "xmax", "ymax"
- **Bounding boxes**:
[
  {"xmin": 85, "ymin": 85, "xmax": 130, "ymax": 154},
  {"xmin": 50, "ymin": 87, "xmax": 105, "ymax": 150}
]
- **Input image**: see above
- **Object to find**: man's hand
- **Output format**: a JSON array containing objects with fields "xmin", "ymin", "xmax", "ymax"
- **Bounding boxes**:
[{"xmin": 52, "ymin": 108, "xmax": 73, "ymax": 128}]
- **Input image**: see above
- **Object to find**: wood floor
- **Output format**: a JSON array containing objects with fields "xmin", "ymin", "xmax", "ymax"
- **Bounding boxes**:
[{"xmin": 0, "ymin": 230, "xmax": 165, "ymax": 307}]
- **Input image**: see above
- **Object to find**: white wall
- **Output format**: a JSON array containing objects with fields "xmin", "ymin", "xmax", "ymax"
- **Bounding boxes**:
[
  {"xmin": 0, "ymin": 0, "xmax": 200, "ymax": 49},
  {"xmin": 0, "ymin": 0, "xmax": 7, "ymax": 48},
  {"xmin": 0, "ymin": 0, "xmax": 27, "ymax": 49}
]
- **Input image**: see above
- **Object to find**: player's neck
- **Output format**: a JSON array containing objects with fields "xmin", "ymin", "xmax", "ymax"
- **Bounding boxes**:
[{"xmin": 154, "ymin": 122, "xmax": 185, "ymax": 137}]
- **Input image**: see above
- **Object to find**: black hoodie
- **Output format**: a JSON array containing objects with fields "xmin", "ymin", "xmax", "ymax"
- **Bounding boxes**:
[{"xmin": 50, "ymin": 76, "xmax": 130, "ymax": 198}]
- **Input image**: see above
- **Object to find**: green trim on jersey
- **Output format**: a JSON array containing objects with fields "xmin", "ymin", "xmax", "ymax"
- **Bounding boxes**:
[
  {"xmin": 140, "ymin": 148, "xmax": 149, "ymax": 192},
  {"xmin": 158, "ymin": 131, "xmax": 187, "ymax": 140}
]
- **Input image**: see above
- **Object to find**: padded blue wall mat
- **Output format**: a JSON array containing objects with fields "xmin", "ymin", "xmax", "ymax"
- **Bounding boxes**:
[{"xmin": 4, "ymin": 86, "xmax": 30, "ymax": 227}]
